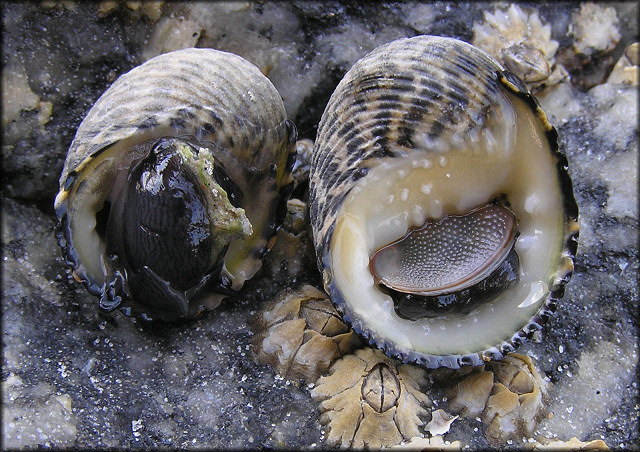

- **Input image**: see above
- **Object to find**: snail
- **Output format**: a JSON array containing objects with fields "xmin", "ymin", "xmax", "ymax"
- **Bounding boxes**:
[
  {"xmin": 309, "ymin": 36, "xmax": 579, "ymax": 368},
  {"xmin": 54, "ymin": 48, "xmax": 297, "ymax": 321}
]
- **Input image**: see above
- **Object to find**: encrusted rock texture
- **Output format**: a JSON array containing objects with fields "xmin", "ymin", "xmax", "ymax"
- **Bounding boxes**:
[{"xmin": 2, "ymin": 2, "xmax": 637, "ymax": 449}]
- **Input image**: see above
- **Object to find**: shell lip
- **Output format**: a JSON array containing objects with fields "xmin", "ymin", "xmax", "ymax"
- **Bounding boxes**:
[
  {"xmin": 324, "ymin": 279, "xmax": 488, "ymax": 369},
  {"xmin": 497, "ymin": 69, "xmax": 580, "ymax": 225},
  {"xmin": 56, "ymin": 198, "xmax": 227, "ymax": 321},
  {"xmin": 55, "ymin": 212, "xmax": 102, "ymax": 297},
  {"xmin": 55, "ymin": 162, "xmax": 104, "ymax": 298},
  {"xmin": 325, "ymin": 271, "xmax": 564, "ymax": 370}
]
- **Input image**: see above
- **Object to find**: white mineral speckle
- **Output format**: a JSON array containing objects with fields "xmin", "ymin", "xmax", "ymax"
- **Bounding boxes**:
[
  {"xmin": 538, "ymin": 82, "xmax": 582, "ymax": 124},
  {"xmin": 524, "ymin": 194, "xmax": 539, "ymax": 213},
  {"xmin": 404, "ymin": 4, "xmax": 435, "ymax": 33},
  {"xmin": 2, "ymin": 383, "xmax": 78, "ymax": 449},
  {"xmin": 601, "ymin": 151, "xmax": 638, "ymax": 219},
  {"xmin": 1, "ymin": 63, "xmax": 41, "ymax": 127},
  {"xmin": 590, "ymin": 83, "xmax": 638, "ymax": 149},
  {"xmin": 570, "ymin": 3, "xmax": 621, "ymax": 56},
  {"xmin": 540, "ymin": 340, "xmax": 638, "ymax": 440}
]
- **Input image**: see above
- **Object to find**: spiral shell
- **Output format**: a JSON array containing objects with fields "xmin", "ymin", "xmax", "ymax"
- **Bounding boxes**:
[
  {"xmin": 309, "ymin": 36, "xmax": 578, "ymax": 368},
  {"xmin": 55, "ymin": 48, "xmax": 296, "ymax": 320}
]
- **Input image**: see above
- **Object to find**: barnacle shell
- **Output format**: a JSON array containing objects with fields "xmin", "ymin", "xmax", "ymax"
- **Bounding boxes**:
[
  {"xmin": 55, "ymin": 48, "xmax": 296, "ymax": 320},
  {"xmin": 472, "ymin": 4, "xmax": 566, "ymax": 89},
  {"xmin": 607, "ymin": 42, "xmax": 639, "ymax": 86},
  {"xmin": 252, "ymin": 285, "xmax": 361, "ymax": 384},
  {"xmin": 309, "ymin": 36, "xmax": 579, "ymax": 368},
  {"xmin": 446, "ymin": 353, "xmax": 550, "ymax": 445},
  {"xmin": 570, "ymin": 3, "xmax": 621, "ymax": 57},
  {"xmin": 291, "ymin": 138, "xmax": 313, "ymax": 195},
  {"xmin": 526, "ymin": 437, "xmax": 609, "ymax": 451},
  {"xmin": 424, "ymin": 409, "xmax": 458, "ymax": 436},
  {"xmin": 262, "ymin": 198, "xmax": 316, "ymax": 279},
  {"xmin": 387, "ymin": 435, "xmax": 462, "ymax": 450},
  {"xmin": 310, "ymin": 347, "xmax": 431, "ymax": 449}
]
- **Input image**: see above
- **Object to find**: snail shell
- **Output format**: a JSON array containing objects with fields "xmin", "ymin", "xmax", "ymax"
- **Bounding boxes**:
[
  {"xmin": 309, "ymin": 36, "xmax": 579, "ymax": 368},
  {"xmin": 55, "ymin": 48, "xmax": 296, "ymax": 320}
]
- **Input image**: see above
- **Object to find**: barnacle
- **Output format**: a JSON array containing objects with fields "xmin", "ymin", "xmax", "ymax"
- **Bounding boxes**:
[
  {"xmin": 253, "ymin": 285, "xmax": 361, "ymax": 384},
  {"xmin": 311, "ymin": 348, "xmax": 431, "ymax": 449},
  {"xmin": 472, "ymin": 4, "xmax": 567, "ymax": 89},
  {"xmin": 446, "ymin": 353, "xmax": 550, "ymax": 445}
]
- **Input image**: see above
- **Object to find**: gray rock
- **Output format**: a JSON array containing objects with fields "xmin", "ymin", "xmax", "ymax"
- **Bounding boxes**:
[{"xmin": 2, "ymin": 1, "xmax": 637, "ymax": 449}]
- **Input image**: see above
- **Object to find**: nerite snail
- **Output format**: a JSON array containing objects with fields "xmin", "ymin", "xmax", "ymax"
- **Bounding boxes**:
[{"xmin": 55, "ymin": 48, "xmax": 296, "ymax": 321}]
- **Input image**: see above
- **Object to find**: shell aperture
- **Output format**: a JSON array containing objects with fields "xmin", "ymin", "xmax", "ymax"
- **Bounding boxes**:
[
  {"xmin": 309, "ymin": 36, "xmax": 579, "ymax": 368},
  {"xmin": 55, "ymin": 48, "xmax": 296, "ymax": 320}
]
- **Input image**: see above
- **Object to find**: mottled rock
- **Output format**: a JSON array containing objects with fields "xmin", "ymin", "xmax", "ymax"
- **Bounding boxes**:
[
  {"xmin": 386, "ymin": 434, "xmax": 462, "ymax": 450},
  {"xmin": 526, "ymin": 436, "xmax": 609, "ymax": 450},
  {"xmin": 2, "ymin": 377, "xmax": 78, "ymax": 449}
]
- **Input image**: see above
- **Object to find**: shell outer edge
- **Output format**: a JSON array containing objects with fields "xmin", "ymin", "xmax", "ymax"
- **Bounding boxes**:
[{"xmin": 319, "ymin": 69, "xmax": 580, "ymax": 370}]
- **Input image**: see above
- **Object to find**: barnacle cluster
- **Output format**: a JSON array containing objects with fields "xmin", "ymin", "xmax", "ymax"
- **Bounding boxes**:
[
  {"xmin": 569, "ymin": 3, "xmax": 621, "ymax": 57},
  {"xmin": 445, "ymin": 353, "xmax": 550, "ymax": 445},
  {"xmin": 472, "ymin": 4, "xmax": 567, "ymax": 90},
  {"xmin": 253, "ymin": 285, "xmax": 361, "ymax": 384}
]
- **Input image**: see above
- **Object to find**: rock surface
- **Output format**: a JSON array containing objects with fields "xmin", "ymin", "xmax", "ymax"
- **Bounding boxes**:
[{"xmin": 2, "ymin": 2, "xmax": 638, "ymax": 449}]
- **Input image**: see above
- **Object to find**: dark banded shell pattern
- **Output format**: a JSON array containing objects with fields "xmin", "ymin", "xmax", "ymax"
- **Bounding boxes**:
[
  {"xmin": 311, "ymin": 37, "xmax": 519, "ymax": 259},
  {"xmin": 58, "ymin": 48, "xmax": 293, "ymax": 191}
]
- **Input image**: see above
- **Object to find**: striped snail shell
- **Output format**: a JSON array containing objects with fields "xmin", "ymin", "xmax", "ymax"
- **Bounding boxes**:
[
  {"xmin": 309, "ymin": 36, "xmax": 579, "ymax": 368},
  {"xmin": 55, "ymin": 48, "xmax": 296, "ymax": 321}
]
